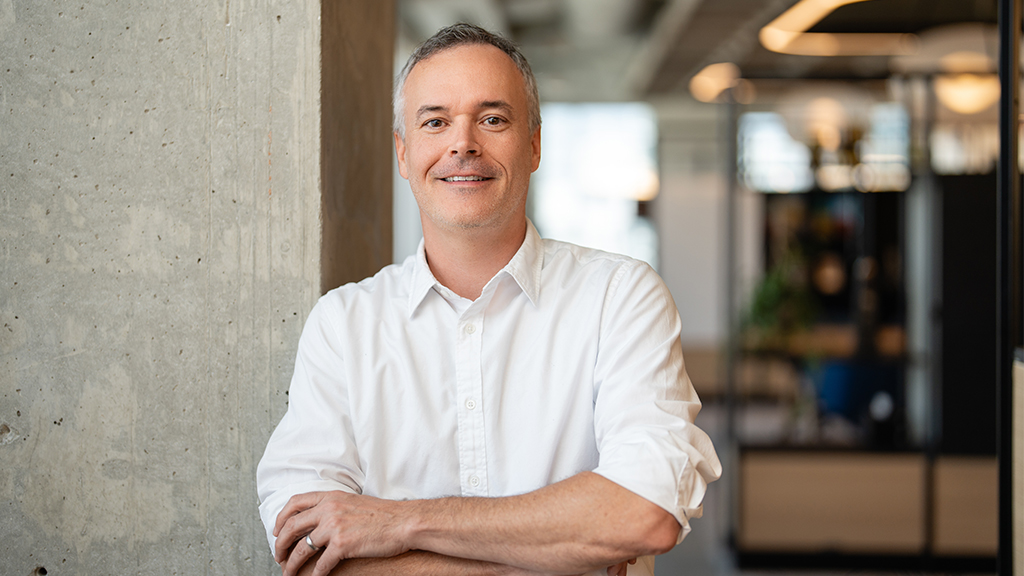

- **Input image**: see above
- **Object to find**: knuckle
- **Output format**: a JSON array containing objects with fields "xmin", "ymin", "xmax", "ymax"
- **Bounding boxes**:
[{"xmin": 329, "ymin": 534, "xmax": 349, "ymax": 551}]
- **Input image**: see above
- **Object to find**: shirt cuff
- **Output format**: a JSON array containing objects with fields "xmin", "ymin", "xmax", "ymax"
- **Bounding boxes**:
[
  {"xmin": 592, "ymin": 443, "xmax": 710, "ymax": 545},
  {"xmin": 258, "ymin": 480, "xmax": 360, "ymax": 552}
]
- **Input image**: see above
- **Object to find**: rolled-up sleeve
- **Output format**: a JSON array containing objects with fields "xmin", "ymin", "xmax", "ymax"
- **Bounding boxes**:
[
  {"xmin": 256, "ymin": 296, "xmax": 364, "ymax": 552},
  {"xmin": 590, "ymin": 261, "xmax": 722, "ymax": 543}
]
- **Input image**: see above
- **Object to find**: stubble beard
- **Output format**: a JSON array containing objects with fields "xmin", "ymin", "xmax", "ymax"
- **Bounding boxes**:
[{"xmin": 417, "ymin": 159, "xmax": 525, "ymax": 233}]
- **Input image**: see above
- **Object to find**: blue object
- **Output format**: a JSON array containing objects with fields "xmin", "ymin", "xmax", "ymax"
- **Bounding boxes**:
[{"xmin": 812, "ymin": 360, "xmax": 901, "ymax": 422}]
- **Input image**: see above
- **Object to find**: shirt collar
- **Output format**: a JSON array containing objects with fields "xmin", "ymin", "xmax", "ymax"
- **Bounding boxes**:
[
  {"xmin": 503, "ymin": 219, "xmax": 543, "ymax": 307},
  {"xmin": 408, "ymin": 240, "xmax": 438, "ymax": 317},
  {"xmin": 406, "ymin": 219, "xmax": 544, "ymax": 318}
]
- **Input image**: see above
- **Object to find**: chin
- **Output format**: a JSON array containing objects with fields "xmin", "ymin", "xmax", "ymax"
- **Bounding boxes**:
[
  {"xmin": 443, "ymin": 218, "xmax": 490, "ymax": 231},
  {"xmin": 435, "ymin": 212, "xmax": 504, "ymax": 233}
]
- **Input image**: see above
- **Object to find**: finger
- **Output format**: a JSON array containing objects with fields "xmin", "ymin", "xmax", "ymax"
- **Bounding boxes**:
[
  {"xmin": 628, "ymin": 558, "xmax": 637, "ymax": 565},
  {"xmin": 275, "ymin": 492, "xmax": 323, "ymax": 536},
  {"xmin": 274, "ymin": 536, "xmax": 292, "ymax": 566},
  {"xmin": 291, "ymin": 549, "xmax": 324, "ymax": 576},
  {"xmin": 275, "ymin": 512, "xmax": 320, "ymax": 564},
  {"xmin": 283, "ymin": 532, "xmax": 322, "ymax": 576},
  {"xmin": 274, "ymin": 522, "xmax": 303, "ymax": 564},
  {"xmin": 311, "ymin": 544, "xmax": 347, "ymax": 576}
]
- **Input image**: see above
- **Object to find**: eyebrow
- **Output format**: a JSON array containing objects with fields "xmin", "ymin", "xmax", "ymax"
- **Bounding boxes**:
[
  {"xmin": 415, "ymin": 104, "xmax": 447, "ymax": 120},
  {"xmin": 478, "ymin": 100, "xmax": 514, "ymax": 115},
  {"xmin": 414, "ymin": 100, "xmax": 515, "ymax": 121}
]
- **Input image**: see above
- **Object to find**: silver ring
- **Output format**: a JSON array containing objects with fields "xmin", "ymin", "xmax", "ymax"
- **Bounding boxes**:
[{"xmin": 305, "ymin": 534, "xmax": 320, "ymax": 551}]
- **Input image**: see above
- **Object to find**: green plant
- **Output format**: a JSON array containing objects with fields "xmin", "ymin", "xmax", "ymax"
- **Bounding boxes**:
[{"xmin": 743, "ymin": 250, "xmax": 819, "ymax": 350}]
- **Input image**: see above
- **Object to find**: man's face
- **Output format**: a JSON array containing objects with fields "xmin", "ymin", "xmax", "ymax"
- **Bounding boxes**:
[{"xmin": 395, "ymin": 44, "xmax": 541, "ymax": 236}]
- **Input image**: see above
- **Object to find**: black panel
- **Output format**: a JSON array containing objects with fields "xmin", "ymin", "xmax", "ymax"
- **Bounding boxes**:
[
  {"xmin": 738, "ymin": 551, "xmax": 996, "ymax": 572},
  {"xmin": 939, "ymin": 173, "xmax": 998, "ymax": 455}
]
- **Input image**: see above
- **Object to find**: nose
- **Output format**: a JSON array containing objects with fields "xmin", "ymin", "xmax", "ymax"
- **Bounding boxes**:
[{"xmin": 449, "ymin": 120, "xmax": 480, "ymax": 157}]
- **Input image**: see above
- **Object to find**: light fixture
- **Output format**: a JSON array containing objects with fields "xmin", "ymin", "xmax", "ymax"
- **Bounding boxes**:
[
  {"xmin": 760, "ymin": 0, "xmax": 918, "ymax": 56},
  {"xmin": 890, "ymin": 24, "xmax": 996, "ymax": 75},
  {"xmin": 890, "ymin": 24, "xmax": 999, "ymax": 117},
  {"xmin": 940, "ymin": 50, "xmax": 994, "ymax": 73},
  {"xmin": 689, "ymin": 62, "xmax": 739, "ymax": 102},
  {"xmin": 689, "ymin": 62, "xmax": 755, "ymax": 103},
  {"xmin": 934, "ymin": 74, "xmax": 1000, "ymax": 115}
]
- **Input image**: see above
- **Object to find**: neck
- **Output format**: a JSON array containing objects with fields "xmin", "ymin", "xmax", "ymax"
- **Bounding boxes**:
[{"xmin": 421, "ymin": 219, "xmax": 527, "ymax": 301}]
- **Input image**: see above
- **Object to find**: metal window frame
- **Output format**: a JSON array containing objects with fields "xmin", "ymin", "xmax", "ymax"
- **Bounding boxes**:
[{"xmin": 997, "ymin": 1, "xmax": 1022, "ymax": 575}]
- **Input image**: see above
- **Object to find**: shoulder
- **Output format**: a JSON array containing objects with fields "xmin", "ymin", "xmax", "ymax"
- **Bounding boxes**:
[
  {"xmin": 538, "ymin": 238, "xmax": 677, "ymax": 324},
  {"xmin": 315, "ymin": 256, "xmax": 417, "ymax": 320},
  {"xmin": 325, "ymin": 255, "xmax": 415, "ymax": 299},
  {"xmin": 539, "ymin": 237, "xmax": 657, "ymax": 289}
]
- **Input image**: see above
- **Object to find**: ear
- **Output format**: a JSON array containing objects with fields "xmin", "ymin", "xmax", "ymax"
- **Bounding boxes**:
[
  {"xmin": 530, "ymin": 127, "xmax": 541, "ymax": 172},
  {"xmin": 394, "ymin": 132, "xmax": 409, "ymax": 179}
]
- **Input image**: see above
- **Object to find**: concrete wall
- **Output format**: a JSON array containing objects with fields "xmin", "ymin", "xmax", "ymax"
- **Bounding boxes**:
[{"xmin": 1, "ymin": 1, "xmax": 392, "ymax": 574}]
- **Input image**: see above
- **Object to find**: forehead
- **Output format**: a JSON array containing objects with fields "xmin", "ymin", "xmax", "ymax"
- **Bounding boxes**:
[{"xmin": 403, "ymin": 44, "xmax": 528, "ymax": 111}]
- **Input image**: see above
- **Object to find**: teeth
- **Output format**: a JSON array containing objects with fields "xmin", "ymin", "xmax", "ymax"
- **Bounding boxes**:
[{"xmin": 445, "ymin": 176, "xmax": 485, "ymax": 182}]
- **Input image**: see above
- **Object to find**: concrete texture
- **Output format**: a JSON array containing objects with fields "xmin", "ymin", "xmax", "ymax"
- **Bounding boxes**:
[{"xmin": 0, "ymin": 1, "xmax": 393, "ymax": 574}]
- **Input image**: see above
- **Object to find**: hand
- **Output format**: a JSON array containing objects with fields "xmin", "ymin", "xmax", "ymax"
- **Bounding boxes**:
[
  {"xmin": 607, "ymin": 558, "xmax": 637, "ymax": 576},
  {"xmin": 273, "ymin": 491, "xmax": 411, "ymax": 576}
]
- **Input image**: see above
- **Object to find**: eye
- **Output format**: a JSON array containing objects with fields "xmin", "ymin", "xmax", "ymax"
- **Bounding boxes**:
[
  {"xmin": 423, "ymin": 118, "xmax": 445, "ymax": 129},
  {"xmin": 483, "ymin": 116, "xmax": 505, "ymax": 127}
]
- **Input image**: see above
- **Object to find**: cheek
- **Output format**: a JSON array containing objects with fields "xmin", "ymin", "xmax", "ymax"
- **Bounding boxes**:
[
  {"xmin": 512, "ymin": 132, "xmax": 537, "ymax": 168},
  {"xmin": 510, "ymin": 145, "xmax": 537, "ymax": 175},
  {"xmin": 404, "ymin": 152, "xmax": 428, "ymax": 180},
  {"xmin": 408, "ymin": 141, "xmax": 444, "ymax": 177}
]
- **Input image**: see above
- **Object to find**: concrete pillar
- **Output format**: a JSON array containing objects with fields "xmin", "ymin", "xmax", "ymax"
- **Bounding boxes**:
[{"xmin": 0, "ymin": 1, "xmax": 393, "ymax": 574}]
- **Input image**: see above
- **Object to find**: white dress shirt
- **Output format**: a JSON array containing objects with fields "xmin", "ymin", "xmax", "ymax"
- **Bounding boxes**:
[{"xmin": 257, "ymin": 220, "xmax": 721, "ymax": 575}]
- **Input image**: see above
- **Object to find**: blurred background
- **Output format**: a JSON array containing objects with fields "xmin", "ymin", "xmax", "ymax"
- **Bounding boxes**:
[{"xmin": 394, "ymin": 0, "xmax": 1001, "ymax": 573}]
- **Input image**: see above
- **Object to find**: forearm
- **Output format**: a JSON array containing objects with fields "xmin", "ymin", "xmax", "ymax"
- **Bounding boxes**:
[
  {"xmin": 403, "ymin": 472, "xmax": 679, "ymax": 574},
  {"xmin": 274, "ymin": 472, "xmax": 676, "ymax": 576},
  {"xmin": 296, "ymin": 550, "xmax": 552, "ymax": 576}
]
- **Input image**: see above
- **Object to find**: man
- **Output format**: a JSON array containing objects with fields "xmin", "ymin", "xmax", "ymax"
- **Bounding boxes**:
[{"xmin": 257, "ymin": 23, "xmax": 721, "ymax": 576}]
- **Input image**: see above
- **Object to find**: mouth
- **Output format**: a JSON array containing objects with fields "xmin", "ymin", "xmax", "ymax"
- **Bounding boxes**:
[{"xmin": 440, "ymin": 175, "xmax": 492, "ymax": 182}]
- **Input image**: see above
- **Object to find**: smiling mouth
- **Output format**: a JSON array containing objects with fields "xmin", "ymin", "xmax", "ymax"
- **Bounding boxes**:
[{"xmin": 441, "ymin": 176, "xmax": 491, "ymax": 182}]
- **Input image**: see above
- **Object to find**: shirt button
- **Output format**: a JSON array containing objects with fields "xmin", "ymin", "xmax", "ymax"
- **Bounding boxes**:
[
  {"xmin": 464, "ymin": 323, "xmax": 476, "ymax": 334},
  {"xmin": 469, "ymin": 475, "xmax": 480, "ymax": 487},
  {"xmin": 466, "ymin": 399, "xmax": 476, "ymax": 410}
]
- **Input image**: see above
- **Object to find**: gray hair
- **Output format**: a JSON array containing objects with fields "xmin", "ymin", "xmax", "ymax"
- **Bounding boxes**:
[{"xmin": 393, "ymin": 23, "xmax": 542, "ymax": 138}]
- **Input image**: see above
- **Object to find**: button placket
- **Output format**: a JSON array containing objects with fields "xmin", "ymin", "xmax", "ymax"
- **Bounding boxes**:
[{"xmin": 456, "ymin": 312, "xmax": 488, "ymax": 496}]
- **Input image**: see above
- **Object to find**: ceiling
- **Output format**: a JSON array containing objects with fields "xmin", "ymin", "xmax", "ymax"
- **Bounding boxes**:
[{"xmin": 397, "ymin": 0, "xmax": 999, "ymax": 101}]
